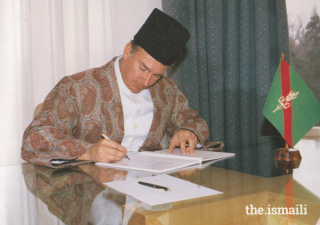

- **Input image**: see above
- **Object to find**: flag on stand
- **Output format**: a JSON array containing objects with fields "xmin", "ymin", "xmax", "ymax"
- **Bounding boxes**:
[{"xmin": 263, "ymin": 58, "xmax": 320, "ymax": 147}]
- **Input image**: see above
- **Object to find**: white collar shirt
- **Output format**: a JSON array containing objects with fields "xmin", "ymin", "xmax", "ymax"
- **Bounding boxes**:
[{"xmin": 114, "ymin": 56, "xmax": 154, "ymax": 152}]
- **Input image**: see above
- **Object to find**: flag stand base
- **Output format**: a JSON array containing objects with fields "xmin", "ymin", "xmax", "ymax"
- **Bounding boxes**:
[
  {"xmin": 274, "ymin": 159, "xmax": 302, "ymax": 172},
  {"xmin": 273, "ymin": 148, "xmax": 302, "ymax": 162}
]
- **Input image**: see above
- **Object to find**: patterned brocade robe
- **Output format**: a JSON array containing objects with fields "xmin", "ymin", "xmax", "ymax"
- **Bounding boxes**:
[{"xmin": 21, "ymin": 57, "xmax": 209, "ymax": 168}]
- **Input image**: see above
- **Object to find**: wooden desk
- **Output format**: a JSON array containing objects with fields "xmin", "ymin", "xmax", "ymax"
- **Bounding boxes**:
[{"xmin": 2, "ymin": 138, "xmax": 319, "ymax": 225}]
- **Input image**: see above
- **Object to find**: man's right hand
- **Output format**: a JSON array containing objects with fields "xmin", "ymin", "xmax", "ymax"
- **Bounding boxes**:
[{"xmin": 77, "ymin": 139, "xmax": 128, "ymax": 162}]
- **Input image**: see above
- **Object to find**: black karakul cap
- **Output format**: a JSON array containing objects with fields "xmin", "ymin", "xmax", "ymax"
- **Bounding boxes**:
[{"xmin": 133, "ymin": 8, "xmax": 190, "ymax": 66}]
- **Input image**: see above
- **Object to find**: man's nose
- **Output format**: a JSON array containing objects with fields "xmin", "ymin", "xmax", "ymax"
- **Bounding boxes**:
[{"xmin": 142, "ymin": 73, "xmax": 153, "ymax": 87}]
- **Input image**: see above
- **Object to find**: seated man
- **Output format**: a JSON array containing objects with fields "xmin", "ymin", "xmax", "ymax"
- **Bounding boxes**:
[{"xmin": 21, "ymin": 8, "xmax": 209, "ymax": 168}]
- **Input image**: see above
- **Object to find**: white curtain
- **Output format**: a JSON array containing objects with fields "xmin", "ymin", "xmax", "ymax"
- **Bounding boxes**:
[
  {"xmin": 0, "ymin": 0, "xmax": 162, "ymax": 167},
  {"xmin": 1, "ymin": 1, "xmax": 162, "ymax": 224}
]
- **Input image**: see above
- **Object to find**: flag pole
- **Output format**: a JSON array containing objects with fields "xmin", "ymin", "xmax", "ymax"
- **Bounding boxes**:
[
  {"xmin": 285, "ymin": 142, "xmax": 289, "ymax": 150},
  {"xmin": 281, "ymin": 52, "xmax": 288, "ymax": 151},
  {"xmin": 281, "ymin": 52, "xmax": 289, "ymax": 151}
]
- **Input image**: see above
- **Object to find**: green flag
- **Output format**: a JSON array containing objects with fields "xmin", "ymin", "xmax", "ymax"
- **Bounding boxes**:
[{"xmin": 263, "ymin": 59, "xmax": 320, "ymax": 147}]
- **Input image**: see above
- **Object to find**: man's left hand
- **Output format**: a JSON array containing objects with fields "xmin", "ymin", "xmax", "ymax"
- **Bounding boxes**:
[{"xmin": 168, "ymin": 129, "xmax": 198, "ymax": 155}]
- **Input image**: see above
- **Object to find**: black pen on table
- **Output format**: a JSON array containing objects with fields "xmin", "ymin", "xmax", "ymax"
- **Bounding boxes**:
[
  {"xmin": 138, "ymin": 181, "xmax": 171, "ymax": 191},
  {"xmin": 101, "ymin": 134, "xmax": 130, "ymax": 160}
]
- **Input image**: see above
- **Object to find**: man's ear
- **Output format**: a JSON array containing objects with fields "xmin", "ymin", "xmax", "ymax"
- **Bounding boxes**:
[{"xmin": 123, "ymin": 42, "xmax": 132, "ymax": 59}]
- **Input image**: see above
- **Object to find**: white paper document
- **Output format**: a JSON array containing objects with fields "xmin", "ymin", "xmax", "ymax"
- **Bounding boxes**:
[
  {"xmin": 105, "ymin": 175, "xmax": 223, "ymax": 206},
  {"xmin": 96, "ymin": 149, "xmax": 235, "ymax": 173},
  {"xmin": 155, "ymin": 149, "xmax": 235, "ymax": 162}
]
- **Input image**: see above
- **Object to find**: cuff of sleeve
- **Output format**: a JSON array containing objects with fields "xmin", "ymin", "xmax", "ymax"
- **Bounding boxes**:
[{"xmin": 48, "ymin": 140, "xmax": 95, "ymax": 168}]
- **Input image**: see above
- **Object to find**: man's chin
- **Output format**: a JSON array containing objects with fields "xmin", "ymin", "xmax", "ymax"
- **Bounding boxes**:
[
  {"xmin": 130, "ymin": 87, "xmax": 143, "ymax": 94},
  {"xmin": 131, "ymin": 90, "xmax": 141, "ymax": 94},
  {"xmin": 131, "ymin": 85, "xmax": 147, "ymax": 93}
]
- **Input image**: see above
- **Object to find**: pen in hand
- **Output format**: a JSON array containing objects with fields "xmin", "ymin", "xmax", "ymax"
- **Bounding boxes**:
[
  {"xmin": 101, "ymin": 134, "xmax": 130, "ymax": 160},
  {"xmin": 138, "ymin": 181, "xmax": 170, "ymax": 191}
]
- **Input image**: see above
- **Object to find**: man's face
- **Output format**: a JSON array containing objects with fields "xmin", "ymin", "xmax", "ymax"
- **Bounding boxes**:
[{"xmin": 119, "ymin": 43, "xmax": 168, "ymax": 94}]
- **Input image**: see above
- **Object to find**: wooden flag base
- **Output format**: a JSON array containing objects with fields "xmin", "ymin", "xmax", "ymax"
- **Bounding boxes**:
[
  {"xmin": 274, "ymin": 157, "xmax": 301, "ymax": 170},
  {"xmin": 273, "ymin": 148, "xmax": 302, "ymax": 162}
]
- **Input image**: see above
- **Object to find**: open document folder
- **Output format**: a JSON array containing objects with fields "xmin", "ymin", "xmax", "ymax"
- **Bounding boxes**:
[
  {"xmin": 96, "ymin": 149, "xmax": 235, "ymax": 173},
  {"xmin": 105, "ymin": 175, "xmax": 222, "ymax": 206}
]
